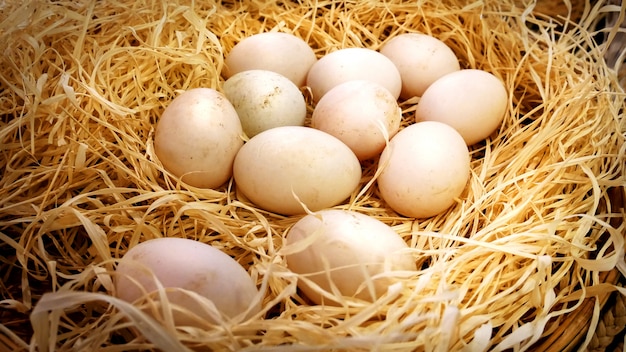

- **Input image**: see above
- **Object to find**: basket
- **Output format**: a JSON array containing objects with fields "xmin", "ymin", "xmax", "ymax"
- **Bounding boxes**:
[{"xmin": 1, "ymin": 0, "xmax": 624, "ymax": 351}]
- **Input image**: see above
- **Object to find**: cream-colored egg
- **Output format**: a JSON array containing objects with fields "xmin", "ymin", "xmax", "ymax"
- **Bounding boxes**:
[
  {"xmin": 285, "ymin": 209, "xmax": 416, "ymax": 305},
  {"xmin": 223, "ymin": 70, "xmax": 307, "ymax": 138},
  {"xmin": 306, "ymin": 47, "xmax": 402, "ymax": 101},
  {"xmin": 414, "ymin": 69, "xmax": 508, "ymax": 145},
  {"xmin": 115, "ymin": 237, "xmax": 261, "ymax": 326},
  {"xmin": 223, "ymin": 32, "xmax": 317, "ymax": 88},
  {"xmin": 380, "ymin": 33, "xmax": 460, "ymax": 99},
  {"xmin": 378, "ymin": 121, "xmax": 470, "ymax": 218},
  {"xmin": 311, "ymin": 80, "xmax": 401, "ymax": 161},
  {"xmin": 154, "ymin": 88, "xmax": 244, "ymax": 189},
  {"xmin": 233, "ymin": 126, "xmax": 362, "ymax": 215}
]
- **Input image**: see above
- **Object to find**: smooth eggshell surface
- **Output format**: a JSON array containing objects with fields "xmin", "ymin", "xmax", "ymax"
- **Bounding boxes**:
[
  {"xmin": 233, "ymin": 126, "xmax": 362, "ymax": 215},
  {"xmin": 285, "ymin": 209, "xmax": 416, "ymax": 305},
  {"xmin": 311, "ymin": 80, "xmax": 401, "ymax": 161},
  {"xmin": 223, "ymin": 70, "xmax": 307, "ymax": 138},
  {"xmin": 154, "ymin": 88, "xmax": 244, "ymax": 189},
  {"xmin": 378, "ymin": 121, "xmax": 470, "ymax": 218},
  {"xmin": 306, "ymin": 48, "xmax": 402, "ymax": 102},
  {"xmin": 380, "ymin": 33, "xmax": 460, "ymax": 98},
  {"xmin": 115, "ymin": 237, "xmax": 260, "ymax": 325},
  {"xmin": 223, "ymin": 32, "xmax": 317, "ymax": 88},
  {"xmin": 414, "ymin": 69, "xmax": 508, "ymax": 145}
]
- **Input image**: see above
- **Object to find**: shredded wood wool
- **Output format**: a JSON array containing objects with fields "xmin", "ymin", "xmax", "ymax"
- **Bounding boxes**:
[{"xmin": 0, "ymin": 0, "xmax": 624, "ymax": 351}]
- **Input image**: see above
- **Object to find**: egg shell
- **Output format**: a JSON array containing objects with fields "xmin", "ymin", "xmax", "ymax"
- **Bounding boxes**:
[
  {"xmin": 154, "ymin": 88, "xmax": 244, "ymax": 189},
  {"xmin": 311, "ymin": 80, "xmax": 402, "ymax": 161},
  {"xmin": 223, "ymin": 32, "xmax": 317, "ymax": 88},
  {"xmin": 380, "ymin": 33, "xmax": 460, "ymax": 98},
  {"xmin": 285, "ymin": 209, "xmax": 416, "ymax": 305},
  {"xmin": 115, "ymin": 237, "xmax": 261, "ymax": 325},
  {"xmin": 233, "ymin": 126, "xmax": 362, "ymax": 215},
  {"xmin": 306, "ymin": 47, "xmax": 402, "ymax": 102},
  {"xmin": 223, "ymin": 70, "xmax": 307, "ymax": 138},
  {"xmin": 377, "ymin": 121, "xmax": 470, "ymax": 218},
  {"xmin": 414, "ymin": 69, "xmax": 508, "ymax": 145}
]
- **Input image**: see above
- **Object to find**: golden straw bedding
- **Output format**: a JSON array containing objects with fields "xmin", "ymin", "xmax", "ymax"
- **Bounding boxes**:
[{"xmin": 0, "ymin": 0, "xmax": 625, "ymax": 351}]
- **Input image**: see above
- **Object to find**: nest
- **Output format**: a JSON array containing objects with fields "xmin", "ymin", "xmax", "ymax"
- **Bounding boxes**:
[{"xmin": 1, "ymin": 0, "xmax": 625, "ymax": 351}]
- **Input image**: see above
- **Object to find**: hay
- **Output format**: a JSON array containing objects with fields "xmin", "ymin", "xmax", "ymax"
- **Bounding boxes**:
[{"xmin": 1, "ymin": 0, "xmax": 625, "ymax": 351}]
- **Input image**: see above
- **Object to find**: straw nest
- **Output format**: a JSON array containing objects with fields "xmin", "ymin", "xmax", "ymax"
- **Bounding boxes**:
[{"xmin": 1, "ymin": 0, "xmax": 625, "ymax": 351}]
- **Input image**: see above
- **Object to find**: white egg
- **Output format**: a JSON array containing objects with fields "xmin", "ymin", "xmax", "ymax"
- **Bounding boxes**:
[
  {"xmin": 380, "ymin": 33, "xmax": 460, "ymax": 99},
  {"xmin": 414, "ymin": 69, "xmax": 508, "ymax": 145},
  {"xmin": 223, "ymin": 32, "xmax": 317, "ymax": 88},
  {"xmin": 306, "ymin": 47, "xmax": 402, "ymax": 101},
  {"xmin": 115, "ymin": 237, "xmax": 261, "ymax": 326},
  {"xmin": 285, "ymin": 209, "xmax": 416, "ymax": 305},
  {"xmin": 154, "ymin": 88, "xmax": 244, "ymax": 189},
  {"xmin": 223, "ymin": 70, "xmax": 307, "ymax": 138},
  {"xmin": 233, "ymin": 126, "xmax": 362, "ymax": 215},
  {"xmin": 377, "ymin": 121, "xmax": 470, "ymax": 218},
  {"xmin": 311, "ymin": 80, "xmax": 401, "ymax": 161}
]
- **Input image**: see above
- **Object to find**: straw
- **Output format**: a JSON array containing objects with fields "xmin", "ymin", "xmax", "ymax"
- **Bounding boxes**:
[{"xmin": 0, "ymin": 0, "xmax": 624, "ymax": 350}]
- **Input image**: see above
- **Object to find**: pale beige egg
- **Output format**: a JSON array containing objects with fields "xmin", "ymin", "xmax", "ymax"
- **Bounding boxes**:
[
  {"xmin": 115, "ymin": 237, "xmax": 261, "ymax": 326},
  {"xmin": 223, "ymin": 32, "xmax": 317, "ymax": 88},
  {"xmin": 306, "ymin": 47, "xmax": 402, "ymax": 102},
  {"xmin": 377, "ymin": 121, "xmax": 470, "ymax": 218},
  {"xmin": 380, "ymin": 33, "xmax": 460, "ymax": 99},
  {"xmin": 233, "ymin": 126, "xmax": 362, "ymax": 215},
  {"xmin": 285, "ymin": 209, "xmax": 416, "ymax": 305},
  {"xmin": 414, "ymin": 69, "xmax": 508, "ymax": 145},
  {"xmin": 311, "ymin": 80, "xmax": 402, "ymax": 161},
  {"xmin": 223, "ymin": 70, "xmax": 307, "ymax": 138},
  {"xmin": 154, "ymin": 88, "xmax": 244, "ymax": 189}
]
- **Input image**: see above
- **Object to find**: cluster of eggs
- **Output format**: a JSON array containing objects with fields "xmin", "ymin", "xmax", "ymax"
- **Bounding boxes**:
[
  {"xmin": 114, "ymin": 32, "xmax": 508, "ymax": 324},
  {"xmin": 153, "ymin": 31, "xmax": 507, "ymax": 218}
]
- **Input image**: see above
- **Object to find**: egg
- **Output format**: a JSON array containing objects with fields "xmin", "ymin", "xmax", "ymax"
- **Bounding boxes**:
[
  {"xmin": 380, "ymin": 33, "xmax": 460, "ymax": 99},
  {"xmin": 223, "ymin": 32, "xmax": 317, "ymax": 88},
  {"xmin": 115, "ymin": 237, "xmax": 261, "ymax": 326},
  {"xmin": 414, "ymin": 69, "xmax": 508, "ymax": 145},
  {"xmin": 223, "ymin": 70, "xmax": 307, "ymax": 138},
  {"xmin": 306, "ymin": 47, "xmax": 402, "ymax": 102},
  {"xmin": 284, "ymin": 209, "xmax": 416, "ymax": 305},
  {"xmin": 154, "ymin": 88, "xmax": 244, "ymax": 189},
  {"xmin": 377, "ymin": 121, "xmax": 470, "ymax": 218},
  {"xmin": 311, "ymin": 80, "xmax": 401, "ymax": 161},
  {"xmin": 233, "ymin": 126, "xmax": 362, "ymax": 215}
]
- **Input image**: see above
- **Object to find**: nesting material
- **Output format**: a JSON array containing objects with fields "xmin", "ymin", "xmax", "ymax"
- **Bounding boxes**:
[{"xmin": 0, "ymin": 0, "xmax": 625, "ymax": 351}]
